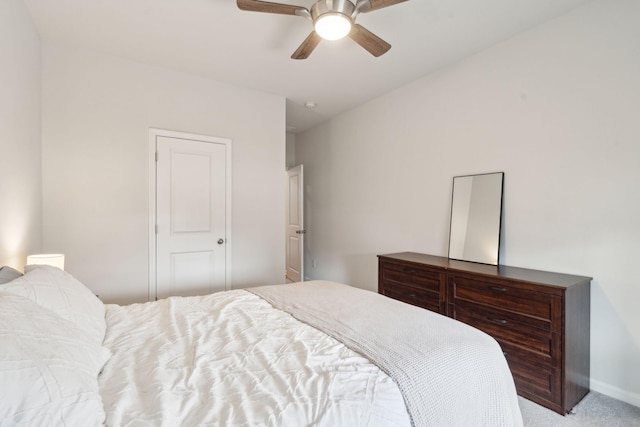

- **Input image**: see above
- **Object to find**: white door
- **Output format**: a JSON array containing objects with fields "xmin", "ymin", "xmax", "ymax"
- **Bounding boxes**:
[
  {"xmin": 286, "ymin": 165, "xmax": 304, "ymax": 282},
  {"xmin": 151, "ymin": 131, "xmax": 230, "ymax": 299}
]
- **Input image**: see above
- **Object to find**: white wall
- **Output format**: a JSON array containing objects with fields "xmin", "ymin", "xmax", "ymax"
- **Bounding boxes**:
[
  {"xmin": 286, "ymin": 132, "xmax": 297, "ymax": 169},
  {"xmin": 296, "ymin": 0, "xmax": 640, "ymax": 407},
  {"xmin": 42, "ymin": 42, "xmax": 286, "ymax": 304},
  {"xmin": 0, "ymin": 0, "xmax": 42, "ymax": 269}
]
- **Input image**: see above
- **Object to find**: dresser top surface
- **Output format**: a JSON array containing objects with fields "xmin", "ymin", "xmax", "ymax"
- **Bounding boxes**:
[{"xmin": 378, "ymin": 252, "xmax": 592, "ymax": 288}]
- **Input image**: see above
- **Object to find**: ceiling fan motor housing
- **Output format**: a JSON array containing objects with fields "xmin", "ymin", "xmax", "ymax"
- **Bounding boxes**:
[{"xmin": 311, "ymin": 0, "xmax": 355, "ymax": 22}]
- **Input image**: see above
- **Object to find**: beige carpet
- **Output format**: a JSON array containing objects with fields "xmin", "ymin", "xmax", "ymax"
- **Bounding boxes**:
[{"xmin": 519, "ymin": 392, "xmax": 640, "ymax": 426}]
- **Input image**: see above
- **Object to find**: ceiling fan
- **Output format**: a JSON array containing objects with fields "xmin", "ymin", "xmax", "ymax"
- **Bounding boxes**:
[{"xmin": 237, "ymin": 0, "xmax": 409, "ymax": 59}]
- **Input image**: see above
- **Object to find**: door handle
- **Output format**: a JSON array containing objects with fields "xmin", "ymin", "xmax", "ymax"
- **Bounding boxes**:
[
  {"xmin": 295, "ymin": 230, "xmax": 307, "ymax": 234},
  {"xmin": 217, "ymin": 238, "xmax": 224, "ymax": 245}
]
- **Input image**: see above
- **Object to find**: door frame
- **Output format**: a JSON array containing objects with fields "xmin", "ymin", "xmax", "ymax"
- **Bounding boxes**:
[{"xmin": 148, "ymin": 128, "xmax": 232, "ymax": 301}]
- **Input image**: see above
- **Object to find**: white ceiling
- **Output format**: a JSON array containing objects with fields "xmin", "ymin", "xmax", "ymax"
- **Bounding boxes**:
[{"xmin": 24, "ymin": 0, "xmax": 590, "ymax": 133}]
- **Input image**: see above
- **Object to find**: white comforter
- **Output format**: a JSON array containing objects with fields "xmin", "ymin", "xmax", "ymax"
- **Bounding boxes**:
[{"xmin": 99, "ymin": 289, "xmax": 411, "ymax": 427}]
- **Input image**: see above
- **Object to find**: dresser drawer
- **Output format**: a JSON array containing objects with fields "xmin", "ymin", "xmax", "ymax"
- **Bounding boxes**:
[
  {"xmin": 381, "ymin": 262, "xmax": 443, "ymax": 293},
  {"xmin": 452, "ymin": 300, "xmax": 555, "ymax": 356},
  {"xmin": 382, "ymin": 281, "xmax": 441, "ymax": 313},
  {"xmin": 498, "ymin": 339, "xmax": 561, "ymax": 407},
  {"xmin": 449, "ymin": 274, "xmax": 560, "ymax": 326}
]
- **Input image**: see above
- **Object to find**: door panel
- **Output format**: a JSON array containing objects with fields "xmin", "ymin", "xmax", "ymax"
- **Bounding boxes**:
[
  {"xmin": 170, "ymin": 251, "xmax": 215, "ymax": 297},
  {"xmin": 171, "ymin": 152, "xmax": 213, "ymax": 233},
  {"xmin": 155, "ymin": 135, "xmax": 227, "ymax": 299}
]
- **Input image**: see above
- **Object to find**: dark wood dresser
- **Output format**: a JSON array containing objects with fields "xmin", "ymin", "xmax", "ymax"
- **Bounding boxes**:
[{"xmin": 378, "ymin": 252, "xmax": 591, "ymax": 415}]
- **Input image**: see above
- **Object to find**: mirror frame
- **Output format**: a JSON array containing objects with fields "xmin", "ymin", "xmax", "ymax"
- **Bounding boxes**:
[{"xmin": 448, "ymin": 172, "xmax": 504, "ymax": 265}]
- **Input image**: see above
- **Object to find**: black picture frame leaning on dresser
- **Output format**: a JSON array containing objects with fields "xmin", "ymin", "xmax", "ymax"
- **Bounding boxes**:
[{"xmin": 378, "ymin": 252, "xmax": 591, "ymax": 415}]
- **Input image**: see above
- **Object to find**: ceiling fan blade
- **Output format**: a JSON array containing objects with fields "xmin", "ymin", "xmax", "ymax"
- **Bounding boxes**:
[
  {"xmin": 348, "ymin": 24, "xmax": 391, "ymax": 57},
  {"xmin": 357, "ymin": 0, "xmax": 409, "ymax": 13},
  {"xmin": 291, "ymin": 31, "xmax": 322, "ymax": 60},
  {"xmin": 237, "ymin": 0, "xmax": 305, "ymax": 16}
]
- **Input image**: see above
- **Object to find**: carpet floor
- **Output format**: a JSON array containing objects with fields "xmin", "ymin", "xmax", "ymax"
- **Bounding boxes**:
[{"xmin": 519, "ymin": 392, "xmax": 640, "ymax": 426}]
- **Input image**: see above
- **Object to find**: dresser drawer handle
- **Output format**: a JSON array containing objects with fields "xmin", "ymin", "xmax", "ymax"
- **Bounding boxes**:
[
  {"xmin": 488, "ymin": 317, "xmax": 509, "ymax": 325},
  {"xmin": 406, "ymin": 293, "xmax": 417, "ymax": 298},
  {"xmin": 490, "ymin": 286, "xmax": 508, "ymax": 292},
  {"xmin": 403, "ymin": 268, "xmax": 417, "ymax": 274}
]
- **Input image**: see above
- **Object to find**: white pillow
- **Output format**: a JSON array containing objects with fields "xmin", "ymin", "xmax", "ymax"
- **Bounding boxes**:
[
  {"xmin": 0, "ymin": 266, "xmax": 22, "ymax": 284},
  {"xmin": 0, "ymin": 265, "xmax": 106, "ymax": 346},
  {"xmin": 0, "ymin": 293, "xmax": 107, "ymax": 426}
]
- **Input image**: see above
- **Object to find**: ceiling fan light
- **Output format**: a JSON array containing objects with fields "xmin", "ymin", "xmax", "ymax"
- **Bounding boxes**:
[{"xmin": 314, "ymin": 13, "xmax": 352, "ymax": 40}]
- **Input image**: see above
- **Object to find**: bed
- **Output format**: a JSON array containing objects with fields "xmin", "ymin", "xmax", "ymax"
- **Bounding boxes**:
[{"xmin": 0, "ymin": 265, "xmax": 523, "ymax": 426}]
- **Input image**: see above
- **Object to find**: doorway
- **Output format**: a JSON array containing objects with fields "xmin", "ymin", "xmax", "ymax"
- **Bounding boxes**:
[{"xmin": 148, "ymin": 129, "xmax": 232, "ymax": 300}]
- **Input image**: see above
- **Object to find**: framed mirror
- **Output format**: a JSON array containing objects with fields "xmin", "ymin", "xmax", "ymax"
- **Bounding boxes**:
[{"xmin": 448, "ymin": 172, "xmax": 504, "ymax": 265}]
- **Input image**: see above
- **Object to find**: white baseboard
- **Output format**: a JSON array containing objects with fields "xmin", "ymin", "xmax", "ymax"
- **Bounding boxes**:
[{"xmin": 590, "ymin": 378, "xmax": 640, "ymax": 408}]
